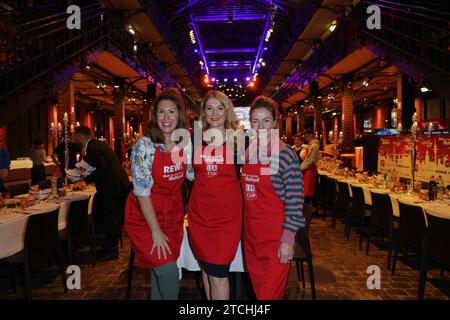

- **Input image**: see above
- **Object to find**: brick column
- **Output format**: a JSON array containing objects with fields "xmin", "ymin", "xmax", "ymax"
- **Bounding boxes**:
[
  {"xmin": 333, "ymin": 116, "xmax": 339, "ymax": 144},
  {"xmin": 297, "ymin": 106, "xmax": 304, "ymax": 133},
  {"xmin": 373, "ymin": 104, "xmax": 388, "ymax": 129},
  {"xmin": 114, "ymin": 86, "xmax": 126, "ymax": 143},
  {"xmin": 342, "ymin": 82, "xmax": 354, "ymax": 153},
  {"xmin": 286, "ymin": 113, "xmax": 292, "ymax": 143},
  {"xmin": 277, "ymin": 114, "xmax": 283, "ymax": 138},
  {"xmin": 313, "ymin": 101, "xmax": 322, "ymax": 140},
  {"xmin": 415, "ymin": 97, "xmax": 423, "ymax": 122},
  {"xmin": 143, "ymin": 101, "xmax": 151, "ymax": 125}
]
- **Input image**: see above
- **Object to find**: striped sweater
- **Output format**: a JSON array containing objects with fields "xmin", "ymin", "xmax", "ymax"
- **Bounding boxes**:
[
  {"xmin": 246, "ymin": 139, "xmax": 305, "ymax": 245},
  {"xmin": 270, "ymin": 142, "xmax": 306, "ymax": 245}
]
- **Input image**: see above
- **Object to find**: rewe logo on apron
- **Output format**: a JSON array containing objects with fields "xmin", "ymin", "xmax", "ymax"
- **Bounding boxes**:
[{"xmin": 163, "ymin": 162, "xmax": 184, "ymax": 181}]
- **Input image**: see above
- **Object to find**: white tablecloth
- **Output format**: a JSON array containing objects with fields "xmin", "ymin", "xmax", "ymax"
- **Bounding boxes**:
[
  {"xmin": 176, "ymin": 225, "xmax": 245, "ymax": 279},
  {"xmin": 318, "ymin": 171, "xmax": 450, "ymax": 220},
  {"xmin": 9, "ymin": 159, "xmax": 54, "ymax": 169},
  {"xmin": 0, "ymin": 187, "xmax": 96, "ymax": 259}
]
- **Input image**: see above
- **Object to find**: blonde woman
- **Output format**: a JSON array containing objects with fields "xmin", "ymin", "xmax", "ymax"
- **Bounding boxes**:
[{"xmin": 187, "ymin": 90, "xmax": 243, "ymax": 300}]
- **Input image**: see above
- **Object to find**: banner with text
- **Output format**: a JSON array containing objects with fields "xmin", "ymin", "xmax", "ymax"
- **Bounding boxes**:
[{"xmin": 378, "ymin": 134, "xmax": 450, "ymax": 184}]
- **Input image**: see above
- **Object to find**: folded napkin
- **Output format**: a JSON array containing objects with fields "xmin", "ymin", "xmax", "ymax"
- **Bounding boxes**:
[{"xmin": 75, "ymin": 160, "xmax": 96, "ymax": 177}]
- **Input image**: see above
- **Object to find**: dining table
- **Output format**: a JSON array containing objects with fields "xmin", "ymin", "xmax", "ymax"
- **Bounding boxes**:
[
  {"xmin": 0, "ymin": 185, "xmax": 97, "ymax": 260},
  {"xmin": 318, "ymin": 170, "xmax": 450, "ymax": 220}
]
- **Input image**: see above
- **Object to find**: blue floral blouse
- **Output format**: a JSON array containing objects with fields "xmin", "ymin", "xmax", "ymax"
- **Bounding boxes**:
[{"xmin": 131, "ymin": 136, "xmax": 195, "ymax": 197}]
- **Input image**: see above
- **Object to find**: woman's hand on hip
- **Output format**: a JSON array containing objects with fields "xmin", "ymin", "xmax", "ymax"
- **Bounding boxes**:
[
  {"xmin": 150, "ymin": 228, "xmax": 172, "ymax": 259},
  {"xmin": 278, "ymin": 242, "xmax": 294, "ymax": 264}
]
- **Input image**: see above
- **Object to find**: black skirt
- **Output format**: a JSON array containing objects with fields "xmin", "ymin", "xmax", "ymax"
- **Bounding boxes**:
[{"xmin": 199, "ymin": 259, "xmax": 231, "ymax": 278}]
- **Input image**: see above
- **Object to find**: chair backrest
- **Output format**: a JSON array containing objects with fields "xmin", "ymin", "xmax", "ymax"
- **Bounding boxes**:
[
  {"xmin": 337, "ymin": 181, "xmax": 350, "ymax": 208},
  {"xmin": 295, "ymin": 204, "xmax": 314, "ymax": 257},
  {"xmin": 370, "ymin": 191, "xmax": 393, "ymax": 231},
  {"xmin": 38, "ymin": 179, "xmax": 51, "ymax": 190},
  {"xmin": 324, "ymin": 178, "xmax": 336, "ymax": 203},
  {"xmin": 397, "ymin": 201, "xmax": 427, "ymax": 251},
  {"xmin": 24, "ymin": 208, "xmax": 60, "ymax": 261},
  {"xmin": 318, "ymin": 174, "xmax": 327, "ymax": 197},
  {"xmin": 350, "ymin": 185, "xmax": 365, "ymax": 216},
  {"xmin": 67, "ymin": 198, "xmax": 90, "ymax": 248},
  {"xmin": 8, "ymin": 183, "xmax": 30, "ymax": 198},
  {"xmin": 426, "ymin": 214, "xmax": 450, "ymax": 269}
]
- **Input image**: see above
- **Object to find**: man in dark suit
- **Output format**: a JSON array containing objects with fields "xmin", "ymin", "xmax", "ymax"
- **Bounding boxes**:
[{"xmin": 74, "ymin": 126, "xmax": 131, "ymax": 261}]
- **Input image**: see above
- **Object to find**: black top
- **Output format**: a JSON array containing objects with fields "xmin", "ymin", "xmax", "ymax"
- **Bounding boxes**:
[{"xmin": 83, "ymin": 139, "xmax": 131, "ymax": 196}]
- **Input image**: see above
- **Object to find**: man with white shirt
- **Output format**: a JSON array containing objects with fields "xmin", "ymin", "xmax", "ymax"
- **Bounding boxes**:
[{"xmin": 74, "ymin": 126, "xmax": 131, "ymax": 261}]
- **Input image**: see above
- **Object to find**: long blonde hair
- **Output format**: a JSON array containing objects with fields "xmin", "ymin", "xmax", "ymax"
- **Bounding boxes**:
[{"xmin": 200, "ymin": 90, "xmax": 239, "ymax": 130}]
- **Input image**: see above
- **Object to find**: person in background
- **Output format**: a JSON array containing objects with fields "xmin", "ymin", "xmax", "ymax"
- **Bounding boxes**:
[
  {"xmin": 187, "ymin": 90, "xmax": 243, "ymax": 300},
  {"xmin": 114, "ymin": 136, "xmax": 128, "ymax": 164},
  {"xmin": 0, "ymin": 138, "xmax": 10, "ymax": 195},
  {"xmin": 30, "ymin": 139, "xmax": 49, "ymax": 186},
  {"xmin": 74, "ymin": 126, "xmax": 131, "ymax": 261},
  {"xmin": 241, "ymin": 96, "xmax": 305, "ymax": 299},
  {"xmin": 300, "ymin": 129, "xmax": 319, "ymax": 204},
  {"xmin": 51, "ymin": 138, "xmax": 82, "ymax": 177},
  {"xmin": 125, "ymin": 88, "xmax": 194, "ymax": 300},
  {"xmin": 291, "ymin": 133, "xmax": 307, "ymax": 164}
]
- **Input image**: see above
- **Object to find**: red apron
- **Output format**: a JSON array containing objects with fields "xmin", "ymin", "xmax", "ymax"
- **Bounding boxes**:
[
  {"xmin": 187, "ymin": 143, "xmax": 242, "ymax": 265},
  {"xmin": 124, "ymin": 146, "xmax": 186, "ymax": 268},
  {"xmin": 302, "ymin": 148, "xmax": 317, "ymax": 197},
  {"xmin": 241, "ymin": 161, "xmax": 290, "ymax": 300}
]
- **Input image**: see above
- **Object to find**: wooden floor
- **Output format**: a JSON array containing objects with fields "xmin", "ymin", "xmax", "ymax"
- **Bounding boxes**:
[{"xmin": 0, "ymin": 216, "xmax": 449, "ymax": 300}]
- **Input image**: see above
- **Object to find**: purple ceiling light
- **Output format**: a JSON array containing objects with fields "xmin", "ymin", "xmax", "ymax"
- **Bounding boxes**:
[
  {"xmin": 209, "ymin": 61, "xmax": 252, "ymax": 67},
  {"xmin": 194, "ymin": 13, "xmax": 266, "ymax": 22},
  {"xmin": 189, "ymin": 12, "xmax": 209, "ymax": 74},
  {"xmin": 205, "ymin": 48, "xmax": 257, "ymax": 54},
  {"xmin": 252, "ymin": 13, "xmax": 272, "ymax": 74}
]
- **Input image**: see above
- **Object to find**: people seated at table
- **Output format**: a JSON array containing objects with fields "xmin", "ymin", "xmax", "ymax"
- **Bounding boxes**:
[
  {"xmin": 73, "ymin": 126, "xmax": 131, "ymax": 262},
  {"xmin": 124, "ymin": 88, "xmax": 194, "ymax": 300},
  {"xmin": 30, "ymin": 138, "xmax": 50, "ymax": 186},
  {"xmin": 241, "ymin": 96, "xmax": 305, "ymax": 300},
  {"xmin": 300, "ymin": 129, "xmax": 319, "ymax": 204},
  {"xmin": 187, "ymin": 90, "xmax": 243, "ymax": 300}
]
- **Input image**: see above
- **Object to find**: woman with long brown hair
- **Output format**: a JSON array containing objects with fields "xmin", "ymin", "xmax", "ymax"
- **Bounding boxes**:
[{"xmin": 124, "ymin": 87, "xmax": 194, "ymax": 300}]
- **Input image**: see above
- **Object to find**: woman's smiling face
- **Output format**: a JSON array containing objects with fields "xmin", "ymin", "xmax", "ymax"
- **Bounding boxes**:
[
  {"xmin": 204, "ymin": 97, "xmax": 226, "ymax": 129},
  {"xmin": 156, "ymin": 99, "xmax": 179, "ymax": 135}
]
